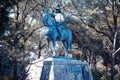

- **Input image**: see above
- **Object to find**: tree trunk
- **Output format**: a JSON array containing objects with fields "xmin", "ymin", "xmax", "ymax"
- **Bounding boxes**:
[
  {"xmin": 111, "ymin": 54, "xmax": 115, "ymax": 80},
  {"xmin": 38, "ymin": 41, "xmax": 42, "ymax": 58},
  {"xmin": 105, "ymin": 66, "xmax": 109, "ymax": 80},
  {"xmin": 111, "ymin": 0, "xmax": 118, "ymax": 79},
  {"xmin": 0, "ymin": 36, "xmax": 3, "ymax": 74},
  {"xmin": 13, "ymin": 58, "xmax": 17, "ymax": 80},
  {"xmin": 111, "ymin": 31, "xmax": 118, "ymax": 80}
]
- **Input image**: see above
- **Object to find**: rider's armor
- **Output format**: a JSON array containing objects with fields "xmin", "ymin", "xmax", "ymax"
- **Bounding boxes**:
[{"xmin": 54, "ymin": 5, "xmax": 65, "ymax": 25}]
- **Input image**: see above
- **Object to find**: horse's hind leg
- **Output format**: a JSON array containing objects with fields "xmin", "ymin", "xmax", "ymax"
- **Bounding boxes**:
[
  {"xmin": 63, "ymin": 41, "xmax": 68, "ymax": 57},
  {"xmin": 47, "ymin": 39, "xmax": 50, "ymax": 51}
]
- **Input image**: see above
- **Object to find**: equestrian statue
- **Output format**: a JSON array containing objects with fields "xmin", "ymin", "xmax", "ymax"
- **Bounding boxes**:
[{"xmin": 42, "ymin": 5, "xmax": 72, "ymax": 57}]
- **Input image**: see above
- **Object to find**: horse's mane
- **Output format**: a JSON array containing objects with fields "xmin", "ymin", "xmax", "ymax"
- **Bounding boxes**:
[{"xmin": 43, "ymin": 12, "xmax": 55, "ymax": 26}]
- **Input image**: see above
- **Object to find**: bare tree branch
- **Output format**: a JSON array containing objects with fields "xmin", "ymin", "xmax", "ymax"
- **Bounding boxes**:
[
  {"xmin": 24, "ymin": 27, "xmax": 41, "ymax": 43},
  {"xmin": 113, "ymin": 31, "xmax": 118, "ymax": 52},
  {"xmin": 22, "ymin": 4, "xmax": 39, "ymax": 21},
  {"xmin": 88, "ymin": 24, "xmax": 113, "ymax": 42},
  {"xmin": 22, "ymin": 0, "xmax": 29, "ymax": 17},
  {"xmin": 113, "ymin": 47, "xmax": 120, "ymax": 55}
]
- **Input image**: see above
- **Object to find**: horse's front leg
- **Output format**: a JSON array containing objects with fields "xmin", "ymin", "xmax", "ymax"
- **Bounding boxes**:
[
  {"xmin": 45, "ymin": 39, "xmax": 50, "ymax": 55},
  {"xmin": 52, "ymin": 38, "xmax": 56, "ymax": 56}
]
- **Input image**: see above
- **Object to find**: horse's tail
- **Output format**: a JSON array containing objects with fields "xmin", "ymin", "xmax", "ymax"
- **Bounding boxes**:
[
  {"xmin": 70, "ymin": 35, "xmax": 72, "ymax": 50},
  {"xmin": 70, "ymin": 39, "xmax": 72, "ymax": 50}
]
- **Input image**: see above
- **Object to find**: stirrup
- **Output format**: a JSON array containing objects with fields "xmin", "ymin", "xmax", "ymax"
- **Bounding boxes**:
[{"xmin": 60, "ymin": 37, "xmax": 63, "ymax": 40}]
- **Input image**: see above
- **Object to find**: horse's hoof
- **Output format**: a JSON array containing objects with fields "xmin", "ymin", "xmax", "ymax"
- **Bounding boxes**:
[
  {"xmin": 65, "ymin": 55, "xmax": 68, "ymax": 58},
  {"xmin": 53, "ymin": 54, "xmax": 56, "ymax": 56}
]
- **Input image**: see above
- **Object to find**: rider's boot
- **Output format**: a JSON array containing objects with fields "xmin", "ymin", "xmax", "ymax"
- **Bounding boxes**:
[{"xmin": 59, "ymin": 31, "xmax": 63, "ymax": 40}]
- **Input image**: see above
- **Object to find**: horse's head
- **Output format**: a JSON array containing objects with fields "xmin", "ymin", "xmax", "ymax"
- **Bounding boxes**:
[
  {"xmin": 42, "ymin": 9, "xmax": 55, "ymax": 26},
  {"xmin": 42, "ymin": 9, "xmax": 48, "ymax": 21}
]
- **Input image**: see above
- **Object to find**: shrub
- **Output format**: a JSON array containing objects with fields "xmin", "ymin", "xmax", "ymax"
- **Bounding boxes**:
[{"xmin": 92, "ymin": 69, "xmax": 103, "ymax": 80}]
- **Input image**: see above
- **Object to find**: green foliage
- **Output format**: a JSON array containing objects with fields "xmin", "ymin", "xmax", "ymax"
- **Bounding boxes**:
[
  {"xmin": 92, "ymin": 69, "xmax": 103, "ymax": 80},
  {"xmin": 0, "ymin": 74, "xmax": 13, "ymax": 80},
  {"xmin": 102, "ymin": 69, "xmax": 111, "ymax": 80},
  {"xmin": 114, "ymin": 74, "xmax": 120, "ymax": 80},
  {"xmin": 0, "ymin": 5, "xmax": 9, "ymax": 35}
]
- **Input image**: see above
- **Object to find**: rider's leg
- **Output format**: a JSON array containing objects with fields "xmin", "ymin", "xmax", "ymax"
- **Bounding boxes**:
[{"xmin": 59, "ymin": 26, "xmax": 63, "ymax": 40}]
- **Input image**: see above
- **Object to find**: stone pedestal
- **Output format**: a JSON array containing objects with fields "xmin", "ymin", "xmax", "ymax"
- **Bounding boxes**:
[{"xmin": 26, "ymin": 56, "xmax": 93, "ymax": 80}]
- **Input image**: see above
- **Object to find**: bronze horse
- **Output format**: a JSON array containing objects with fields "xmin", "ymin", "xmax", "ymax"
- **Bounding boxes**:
[{"xmin": 42, "ymin": 9, "xmax": 72, "ymax": 57}]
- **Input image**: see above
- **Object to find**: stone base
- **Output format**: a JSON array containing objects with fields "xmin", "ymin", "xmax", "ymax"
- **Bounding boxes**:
[{"xmin": 26, "ymin": 56, "xmax": 93, "ymax": 80}]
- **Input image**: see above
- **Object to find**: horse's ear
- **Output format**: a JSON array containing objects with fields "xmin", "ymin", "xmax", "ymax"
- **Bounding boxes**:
[
  {"xmin": 43, "ymin": 8, "xmax": 48, "ymax": 13},
  {"xmin": 42, "ymin": 9, "xmax": 44, "ymax": 12},
  {"xmin": 42, "ymin": 9, "xmax": 45, "ymax": 12}
]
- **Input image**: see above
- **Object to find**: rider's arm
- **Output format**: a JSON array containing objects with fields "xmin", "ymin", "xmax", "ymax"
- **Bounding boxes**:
[{"xmin": 49, "ymin": 13, "xmax": 55, "ymax": 18}]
